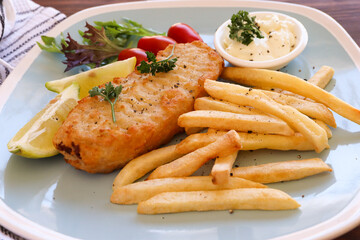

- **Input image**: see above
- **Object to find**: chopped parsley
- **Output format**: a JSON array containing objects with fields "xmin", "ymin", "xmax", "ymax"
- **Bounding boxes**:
[
  {"xmin": 137, "ymin": 44, "xmax": 177, "ymax": 75},
  {"xmin": 228, "ymin": 10, "xmax": 264, "ymax": 45}
]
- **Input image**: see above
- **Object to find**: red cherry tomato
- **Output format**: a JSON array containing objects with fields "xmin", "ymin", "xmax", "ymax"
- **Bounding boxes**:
[
  {"xmin": 118, "ymin": 48, "xmax": 148, "ymax": 65},
  {"xmin": 167, "ymin": 23, "xmax": 203, "ymax": 43},
  {"xmin": 137, "ymin": 36, "xmax": 176, "ymax": 55}
]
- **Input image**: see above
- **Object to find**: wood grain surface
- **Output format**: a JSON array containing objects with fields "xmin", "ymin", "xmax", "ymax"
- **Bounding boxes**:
[{"xmin": 31, "ymin": 0, "xmax": 360, "ymax": 239}]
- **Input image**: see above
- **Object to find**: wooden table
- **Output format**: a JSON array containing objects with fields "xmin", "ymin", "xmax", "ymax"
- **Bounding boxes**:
[{"xmin": 31, "ymin": 0, "xmax": 360, "ymax": 239}]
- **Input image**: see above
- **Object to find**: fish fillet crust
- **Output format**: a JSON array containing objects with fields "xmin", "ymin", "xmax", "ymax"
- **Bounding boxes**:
[{"xmin": 53, "ymin": 41, "xmax": 224, "ymax": 173}]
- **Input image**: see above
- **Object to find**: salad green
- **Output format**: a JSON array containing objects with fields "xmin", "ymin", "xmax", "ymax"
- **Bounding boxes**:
[{"xmin": 37, "ymin": 18, "xmax": 163, "ymax": 71}]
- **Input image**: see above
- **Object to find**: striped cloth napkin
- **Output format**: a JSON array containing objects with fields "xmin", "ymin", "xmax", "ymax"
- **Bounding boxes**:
[
  {"xmin": 0, "ymin": 0, "xmax": 66, "ymax": 85},
  {"xmin": 0, "ymin": 1, "xmax": 65, "ymax": 238}
]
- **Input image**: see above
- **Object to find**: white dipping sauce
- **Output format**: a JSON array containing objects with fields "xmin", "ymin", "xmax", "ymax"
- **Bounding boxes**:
[{"xmin": 222, "ymin": 13, "xmax": 297, "ymax": 61}]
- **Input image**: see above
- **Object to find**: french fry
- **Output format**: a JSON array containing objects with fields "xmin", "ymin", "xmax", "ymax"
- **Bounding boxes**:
[
  {"xmin": 204, "ymin": 80, "xmax": 329, "ymax": 153},
  {"xmin": 175, "ymin": 132, "xmax": 220, "ymax": 154},
  {"xmin": 307, "ymin": 65, "xmax": 334, "ymax": 89},
  {"xmin": 279, "ymin": 65, "xmax": 334, "ymax": 97},
  {"xmin": 137, "ymin": 188, "xmax": 300, "ymax": 214},
  {"xmin": 195, "ymin": 94, "xmax": 336, "ymax": 128},
  {"xmin": 175, "ymin": 130, "xmax": 315, "ymax": 155},
  {"xmin": 195, "ymin": 97, "xmax": 264, "ymax": 115},
  {"xmin": 111, "ymin": 176, "xmax": 266, "ymax": 204},
  {"xmin": 147, "ymin": 130, "xmax": 242, "ymax": 180},
  {"xmin": 112, "ymin": 144, "xmax": 183, "ymax": 189},
  {"xmin": 220, "ymin": 67, "xmax": 360, "ymax": 125},
  {"xmin": 253, "ymin": 66, "xmax": 334, "ymax": 100},
  {"xmin": 185, "ymin": 127, "xmax": 205, "ymax": 135},
  {"xmin": 314, "ymin": 119, "xmax": 332, "ymax": 138},
  {"xmin": 231, "ymin": 158, "xmax": 332, "ymax": 184},
  {"xmin": 263, "ymin": 90, "xmax": 336, "ymax": 128},
  {"xmin": 178, "ymin": 110, "xmax": 295, "ymax": 136},
  {"xmin": 211, "ymin": 151, "xmax": 238, "ymax": 185}
]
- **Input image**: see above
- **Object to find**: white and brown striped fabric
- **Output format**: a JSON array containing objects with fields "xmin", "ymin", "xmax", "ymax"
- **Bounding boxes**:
[{"xmin": 0, "ymin": 0, "xmax": 66, "ymax": 84}]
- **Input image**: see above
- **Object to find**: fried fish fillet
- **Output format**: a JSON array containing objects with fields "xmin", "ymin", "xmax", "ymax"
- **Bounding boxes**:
[{"xmin": 53, "ymin": 41, "xmax": 224, "ymax": 173}]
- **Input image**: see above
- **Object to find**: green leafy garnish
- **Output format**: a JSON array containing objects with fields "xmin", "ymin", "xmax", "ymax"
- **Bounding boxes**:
[
  {"xmin": 228, "ymin": 10, "xmax": 264, "ymax": 46},
  {"xmin": 89, "ymin": 82, "xmax": 122, "ymax": 123},
  {"xmin": 137, "ymin": 45, "xmax": 177, "ymax": 76},
  {"xmin": 61, "ymin": 23, "xmax": 124, "ymax": 72},
  {"xmin": 37, "ymin": 18, "xmax": 163, "ymax": 71},
  {"xmin": 93, "ymin": 18, "xmax": 163, "ymax": 38},
  {"xmin": 37, "ymin": 34, "xmax": 68, "ymax": 53}
]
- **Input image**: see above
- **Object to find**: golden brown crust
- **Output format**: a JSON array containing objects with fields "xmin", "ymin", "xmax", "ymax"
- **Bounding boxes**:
[{"xmin": 53, "ymin": 41, "xmax": 224, "ymax": 173}]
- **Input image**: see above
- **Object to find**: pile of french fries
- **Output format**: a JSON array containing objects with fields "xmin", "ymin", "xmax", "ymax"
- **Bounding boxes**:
[{"xmin": 111, "ymin": 66, "xmax": 360, "ymax": 215}]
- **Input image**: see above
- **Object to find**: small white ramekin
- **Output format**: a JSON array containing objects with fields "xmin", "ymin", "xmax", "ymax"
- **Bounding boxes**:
[{"xmin": 214, "ymin": 11, "xmax": 308, "ymax": 70}]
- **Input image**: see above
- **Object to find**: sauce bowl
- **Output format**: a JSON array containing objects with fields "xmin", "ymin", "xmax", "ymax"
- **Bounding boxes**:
[{"xmin": 214, "ymin": 11, "xmax": 308, "ymax": 70}]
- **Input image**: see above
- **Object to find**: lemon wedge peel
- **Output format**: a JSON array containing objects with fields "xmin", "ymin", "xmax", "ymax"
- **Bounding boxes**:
[
  {"xmin": 7, "ymin": 83, "xmax": 80, "ymax": 158},
  {"xmin": 45, "ymin": 57, "xmax": 136, "ymax": 99}
]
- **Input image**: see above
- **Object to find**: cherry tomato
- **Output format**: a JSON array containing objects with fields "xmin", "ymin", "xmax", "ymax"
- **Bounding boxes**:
[
  {"xmin": 118, "ymin": 48, "xmax": 148, "ymax": 65},
  {"xmin": 137, "ymin": 36, "xmax": 176, "ymax": 55},
  {"xmin": 167, "ymin": 23, "xmax": 203, "ymax": 43}
]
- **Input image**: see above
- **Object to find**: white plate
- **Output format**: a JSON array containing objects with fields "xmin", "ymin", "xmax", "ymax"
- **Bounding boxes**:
[{"xmin": 1, "ymin": 1, "xmax": 360, "ymax": 239}]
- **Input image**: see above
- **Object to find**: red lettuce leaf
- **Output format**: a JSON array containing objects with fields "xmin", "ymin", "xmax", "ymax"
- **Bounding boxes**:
[{"xmin": 62, "ymin": 22, "xmax": 123, "ymax": 71}]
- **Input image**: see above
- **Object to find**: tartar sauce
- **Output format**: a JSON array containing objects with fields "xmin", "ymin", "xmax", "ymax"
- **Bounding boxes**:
[{"xmin": 222, "ymin": 13, "xmax": 296, "ymax": 61}]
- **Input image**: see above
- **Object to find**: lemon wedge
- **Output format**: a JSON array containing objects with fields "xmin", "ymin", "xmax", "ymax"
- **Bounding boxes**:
[
  {"xmin": 7, "ymin": 83, "xmax": 80, "ymax": 158},
  {"xmin": 45, "ymin": 57, "xmax": 136, "ymax": 99}
]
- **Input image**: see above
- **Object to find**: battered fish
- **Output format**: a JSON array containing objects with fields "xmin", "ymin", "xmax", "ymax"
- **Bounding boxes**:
[{"xmin": 53, "ymin": 41, "xmax": 224, "ymax": 173}]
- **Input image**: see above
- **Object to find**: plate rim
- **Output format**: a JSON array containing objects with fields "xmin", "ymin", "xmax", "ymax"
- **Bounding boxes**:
[{"xmin": 1, "ymin": 1, "xmax": 360, "ymax": 239}]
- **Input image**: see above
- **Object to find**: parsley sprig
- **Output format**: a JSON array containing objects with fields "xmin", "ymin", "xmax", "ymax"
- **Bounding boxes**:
[
  {"xmin": 228, "ymin": 10, "xmax": 264, "ymax": 46},
  {"xmin": 89, "ymin": 82, "xmax": 122, "ymax": 123},
  {"xmin": 137, "ymin": 44, "xmax": 177, "ymax": 75}
]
